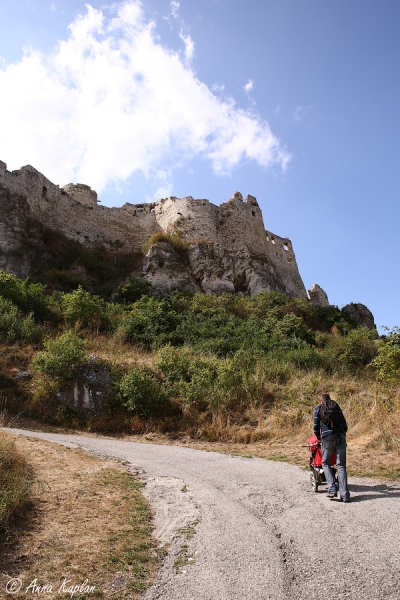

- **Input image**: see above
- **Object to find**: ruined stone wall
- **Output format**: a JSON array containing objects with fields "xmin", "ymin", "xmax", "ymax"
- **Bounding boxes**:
[
  {"xmin": 154, "ymin": 192, "xmax": 269, "ymax": 255},
  {"xmin": 155, "ymin": 196, "xmax": 219, "ymax": 241},
  {"xmin": 217, "ymin": 193, "xmax": 268, "ymax": 254},
  {"xmin": 62, "ymin": 183, "xmax": 98, "ymax": 206},
  {"xmin": 264, "ymin": 230, "xmax": 308, "ymax": 299},
  {"xmin": 0, "ymin": 162, "xmax": 161, "ymax": 251}
]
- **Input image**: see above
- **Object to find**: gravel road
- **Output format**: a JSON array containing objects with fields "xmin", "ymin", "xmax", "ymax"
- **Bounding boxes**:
[{"xmin": 8, "ymin": 429, "xmax": 400, "ymax": 600}]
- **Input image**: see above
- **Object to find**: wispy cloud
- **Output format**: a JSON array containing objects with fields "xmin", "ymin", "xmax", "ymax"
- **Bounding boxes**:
[
  {"xmin": 0, "ymin": 2, "xmax": 290, "ymax": 196},
  {"xmin": 50, "ymin": 2, "xmax": 56, "ymax": 12},
  {"xmin": 293, "ymin": 104, "xmax": 313, "ymax": 122},
  {"xmin": 212, "ymin": 83, "xmax": 225, "ymax": 93},
  {"xmin": 244, "ymin": 79, "xmax": 253, "ymax": 94},
  {"xmin": 170, "ymin": 0, "xmax": 180, "ymax": 19},
  {"xmin": 179, "ymin": 31, "xmax": 195, "ymax": 63}
]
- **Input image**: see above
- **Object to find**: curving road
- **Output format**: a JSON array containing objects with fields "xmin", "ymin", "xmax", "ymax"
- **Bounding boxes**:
[{"xmin": 7, "ymin": 429, "xmax": 400, "ymax": 600}]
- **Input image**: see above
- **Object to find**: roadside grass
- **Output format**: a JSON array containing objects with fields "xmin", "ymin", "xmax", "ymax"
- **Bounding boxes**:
[
  {"xmin": 0, "ymin": 434, "xmax": 163, "ymax": 599},
  {"xmin": 0, "ymin": 432, "xmax": 33, "ymax": 546}
]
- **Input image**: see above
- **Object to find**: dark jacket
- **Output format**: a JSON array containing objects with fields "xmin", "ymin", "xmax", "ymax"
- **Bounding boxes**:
[{"xmin": 313, "ymin": 403, "xmax": 347, "ymax": 440}]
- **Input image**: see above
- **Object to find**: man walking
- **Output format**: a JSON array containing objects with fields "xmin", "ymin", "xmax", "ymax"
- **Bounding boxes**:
[{"xmin": 313, "ymin": 393, "xmax": 350, "ymax": 502}]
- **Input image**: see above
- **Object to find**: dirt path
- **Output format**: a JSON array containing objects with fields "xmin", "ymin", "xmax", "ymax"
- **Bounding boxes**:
[{"xmin": 7, "ymin": 429, "xmax": 400, "ymax": 600}]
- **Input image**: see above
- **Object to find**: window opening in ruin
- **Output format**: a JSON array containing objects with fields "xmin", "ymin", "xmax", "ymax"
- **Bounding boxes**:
[
  {"xmin": 287, "ymin": 258, "xmax": 291, "ymax": 263},
  {"xmin": 252, "ymin": 211, "xmax": 255, "ymax": 217},
  {"xmin": 266, "ymin": 235, "xmax": 269, "ymax": 241},
  {"xmin": 271, "ymin": 238, "xmax": 275, "ymax": 244},
  {"xmin": 283, "ymin": 244, "xmax": 288, "ymax": 251},
  {"xmin": 42, "ymin": 186, "xmax": 47, "ymax": 197}
]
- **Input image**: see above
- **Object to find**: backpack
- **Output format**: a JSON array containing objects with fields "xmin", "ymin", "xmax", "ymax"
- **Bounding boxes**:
[{"xmin": 320, "ymin": 399, "xmax": 342, "ymax": 431}]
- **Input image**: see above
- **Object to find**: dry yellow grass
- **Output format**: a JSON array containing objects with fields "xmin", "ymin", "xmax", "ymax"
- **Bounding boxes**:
[
  {"xmin": 0, "ymin": 433, "xmax": 163, "ymax": 599},
  {"xmin": 86, "ymin": 334, "xmax": 156, "ymax": 371}
]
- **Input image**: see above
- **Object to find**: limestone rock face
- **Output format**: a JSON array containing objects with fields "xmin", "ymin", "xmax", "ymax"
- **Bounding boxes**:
[
  {"xmin": 188, "ymin": 243, "xmax": 236, "ymax": 295},
  {"xmin": 56, "ymin": 356, "xmax": 111, "ymax": 421},
  {"xmin": 142, "ymin": 241, "xmax": 199, "ymax": 296},
  {"xmin": 140, "ymin": 239, "xmax": 305, "ymax": 298},
  {"xmin": 342, "ymin": 303, "xmax": 376, "ymax": 329},
  {"xmin": 308, "ymin": 284, "xmax": 329, "ymax": 307}
]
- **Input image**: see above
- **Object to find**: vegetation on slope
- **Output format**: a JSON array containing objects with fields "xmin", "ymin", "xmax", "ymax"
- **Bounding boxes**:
[{"xmin": 0, "ymin": 270, "xmax": 399, "ymax": 470}]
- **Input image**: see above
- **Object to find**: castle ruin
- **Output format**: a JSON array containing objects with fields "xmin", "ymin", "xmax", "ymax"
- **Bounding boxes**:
[{"xmin": 0, "ymin": 159, "xmax": 322, "ymax": 301}]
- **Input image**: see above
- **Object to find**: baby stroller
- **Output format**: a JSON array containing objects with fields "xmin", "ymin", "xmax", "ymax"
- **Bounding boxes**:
[{"xmin": 307, "ymin": 434, "xmax": 337, "ymax": 492}]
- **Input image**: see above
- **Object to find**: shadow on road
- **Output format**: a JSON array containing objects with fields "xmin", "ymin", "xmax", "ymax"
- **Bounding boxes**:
[{"xmin": 342, "ymin": 482, "xmax": 400, "ymax": 502}]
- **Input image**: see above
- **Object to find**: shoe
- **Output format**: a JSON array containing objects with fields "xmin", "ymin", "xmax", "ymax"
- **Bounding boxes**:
[
  {"xmin": 326, "ymin": 492, "xmax": 337, "ymax": 499},
  {"xmin": 340, "ymin": 498, "xmax": 351, "ymax": 503}
]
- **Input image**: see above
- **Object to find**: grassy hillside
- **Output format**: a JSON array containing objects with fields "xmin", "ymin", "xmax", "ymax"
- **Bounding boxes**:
[{"xmin": 0, "ymin": 269, "xmax": 399, "ymax": 476}]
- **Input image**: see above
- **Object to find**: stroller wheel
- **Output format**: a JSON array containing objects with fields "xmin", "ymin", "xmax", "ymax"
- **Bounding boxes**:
[{"xmin": 310, "ymin": 472, "xmax": 318, "ymax": 492}]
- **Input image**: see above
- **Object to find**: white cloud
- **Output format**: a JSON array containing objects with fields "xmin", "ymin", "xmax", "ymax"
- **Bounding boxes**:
[
  {"xmin": 170, "ymin": 0, "xmax": 180, "ymax": 19},
  {"xmin": 212, "ymin": 82, "xmax": 225, "ymax": 93},
  {"xmin": 244, "ymin": 79, "xmax": 253, "ymax": 93},
  {"xmin": 0, "ymin": 2, "xmax": 290, "ymax": 196},
  {"xmin": 293, "ymin": 104, "xmax": 313, "ymax": 122},
  {"xmin": 50, "ymin": 3, "xmax": 56, "ymax": 12},
  {"xmin": 179, "ymin": 31, "xmax": 195, "ymax": 63}
]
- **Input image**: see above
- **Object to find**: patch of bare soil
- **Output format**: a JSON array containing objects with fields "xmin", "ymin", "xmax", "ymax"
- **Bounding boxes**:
[{"xmin": 0, "ymin": 433, "xmax": 163, "ymax": 599}]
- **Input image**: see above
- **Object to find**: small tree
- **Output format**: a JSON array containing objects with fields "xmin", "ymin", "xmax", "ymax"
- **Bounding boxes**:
[
  {"xmin": 62, "ymin": 286, "xmax": 109, "ymax": 331},
  {"xmin": 115, "ymin": 279, "xmax": 151, "ymax": 304},
  {"xmin": 120, "ymin": 366, "xmax": 168, "ymax": 417},
  {"xmin": 32, "ymin": 331, "xmax": 86, "ymax": 381},
  {"xmin": 372, "ymin": 327, "xmax": 400, "ymax": 382}
]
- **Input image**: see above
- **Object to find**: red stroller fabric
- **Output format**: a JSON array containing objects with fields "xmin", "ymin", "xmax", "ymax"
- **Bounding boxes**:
[{"xmin": 308, "ymin": 434, "xmax": 336, "ymax": 467}]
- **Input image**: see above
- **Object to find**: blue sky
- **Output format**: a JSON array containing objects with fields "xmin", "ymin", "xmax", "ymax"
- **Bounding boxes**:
[{"xmin": 0, "ymin": 0, "xmax": 399, "ymax": 331}]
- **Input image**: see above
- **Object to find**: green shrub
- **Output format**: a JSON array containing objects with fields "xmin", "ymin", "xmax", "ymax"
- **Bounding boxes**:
[
  {"xmin": 118, "ymin": 297, "xmax": 181, "ymax": 348},
  {"xmin": 0, "ymin": 297, "xmax": 42, "ymax": 342},
  {"xmin": 32, "ymin": 331, "xmax": 86, "ymax": 380},
  {"xmin": 372, "ymin": 328, "xmax": 400, "ymax": 382},
  {"xmin": 56, "ymin": 403, "xmax": 79, "ymax": 424},
  {"xmin": 62, "ymin": 286, "xmax": 110, "ymax": 331},
  {"xmin": 176, "ymin": 356, "xmax": 219, "ymax": 411},
  {"xmin": 337, "ymin": 327, "xmax": 378, "ymax": 368},
  {"xmin": 0, "ymin": 270, "xmax": 49, "ymax": 320},
  {"xmin": 156, "ymin": 348, "xmax": 272, "ymax": 413},
  {"xmin": 155, "ymin": 345, "xmax": 194, "ymax": 384},
  {"xmin": 120, "ymin": 366, "xmax": 168, "ymax": 416},
  {"xmin": 115, "ymin": 279, "xmax": 151, "ymax": 304}
]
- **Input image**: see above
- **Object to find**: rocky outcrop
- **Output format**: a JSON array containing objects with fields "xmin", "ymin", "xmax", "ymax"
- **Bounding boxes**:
[
  {"xmin": 142, "ymin": 241, "xmax": 199, "ymax": 296},
  {"xmin": 342, "ymin": 303, "xmax": 376, "ymax": 330},
  {"xmin": 56, "ymin": 355, "xmax": 111, "ymax": 420},
  {"xmin": 140, "ymin": 239, "xmax": 307, "ymax": 297},
  {"xmin": 308, "ymin": 284, "xmax": 329, "ymax": 308}
]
